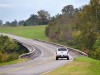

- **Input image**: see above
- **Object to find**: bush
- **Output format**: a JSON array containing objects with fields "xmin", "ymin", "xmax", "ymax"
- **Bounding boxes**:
[
  {"xmin": 89, "ymin": 36, "xmax": 100, "ymax": 60},
  {"xmin": 0, "ymin": 35, "xmax": 18, "ymax": 53},
  {"xmin": 7, "ymin": 53, "xmax": 19, "ymax": 61},
  {"xmin": 0, "ymin": 53, "xmax": 8, "ymax": 63},
  {"xmin": 0, "ymin": 35, "xmax": 28, "ymax": 63},
  {"xmin": 90, "ymin": 48, "xmax": 100, "ymax": 60},
  {"xmin": 0, "ymin": 53, "xmax": 19, "ymax": 63},
  {"xmin": 93, "ymin": 36, "xmax": 100, "ymax": 49}
]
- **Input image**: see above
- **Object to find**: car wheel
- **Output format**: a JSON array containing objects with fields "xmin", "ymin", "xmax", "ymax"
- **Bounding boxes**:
[
  {"xmin": 56, "ymin": 57, "xmax": 58, "ymax": 60},
  {"xmin": 67, "ymin": 56, "xmax": 69, "ymax": 60}
]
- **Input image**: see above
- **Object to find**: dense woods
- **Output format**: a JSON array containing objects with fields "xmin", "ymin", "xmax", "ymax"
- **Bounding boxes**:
[
  {"xmin": 46, "ymin": 0, "xmax": 100, "ymax": 60},
  {"xmin": 0, "ymin": 35, "xmax": 28, "ymax": 63}
]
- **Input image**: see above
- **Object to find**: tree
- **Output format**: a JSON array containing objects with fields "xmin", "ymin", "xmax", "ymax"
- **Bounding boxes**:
[
  {"xmin": 74, "ymin": 0, "xmax": 100, "ymax": 53},
  {"xmin": 11, "ymin": 20, "xmax": 18, "ymax": 26},
  {"xmin": 18, "ymin": 20, "xmax": 25, "ymax": 26},
  {"xmin": 0, "ymin": 20, "xmax": 3, "ymax": 26},
  {"xmin": 79, "ymin": 22, "xmax": 97, "ymax": 50},
  {"xmin": 25, "ymin": 14, "xmax": 39, "ymax": 25},
  {"xmin": 37, "ymin": 10, "xmax": 50, "ymax": 20},
  {"xmin": 4, "ymin": 21, "xmax": 11, "ymax": 26},
  {"xmin": 4, "ymin": 20, "xmax": 18, "ymax": 26},
  {"xmin": 24, "ymin": 10, "xmax": 50, "ymax": 26},
  {"xmin": 75, "ymin": 0, "xmax": 100, "ymax": 32},
  {"xmin": 45, "ymin": 5, "xmax": 78, "ymax": 42},
  {"xmin": 62, "ymin": 5, "xmax": 75, "ymax": 17},
  {"xmin": 90, "ymin": 0, "xmax": 100, "ymax": 32},
  {"xmin": 37, "ymin": 10, "xmax": 50, "ymax": 25},
  {"xmin": 0, "ymin": 35, "xmax": 17, "ymax": 53}
]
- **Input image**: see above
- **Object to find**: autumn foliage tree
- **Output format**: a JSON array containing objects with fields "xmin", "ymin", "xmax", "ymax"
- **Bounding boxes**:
[
  {"xmin": 75, "ymin": 0, "xmax": 100, "ymax": 51},
  {"xmin": 46, "ymin": 5, "xmax": 78, "ymax": 42},
  {"xmin": 45, "ymin": 0, "xmax": 100, "ymax": 60}
]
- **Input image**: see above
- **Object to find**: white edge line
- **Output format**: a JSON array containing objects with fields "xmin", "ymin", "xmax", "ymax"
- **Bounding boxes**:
[{"xmin": 42, "ymin": 54, "xmax": 73, "ymax": 75}]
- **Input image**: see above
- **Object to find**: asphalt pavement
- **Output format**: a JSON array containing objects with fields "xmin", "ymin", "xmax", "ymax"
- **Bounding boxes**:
[{"xmin": 0, "ymin": 33, "xmax": 82, "ymax": 75}]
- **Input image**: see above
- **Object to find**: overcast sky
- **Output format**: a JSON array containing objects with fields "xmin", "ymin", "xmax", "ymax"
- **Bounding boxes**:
[{"xmin": 0, "ymin": 0, "xmax": 90, "ymax": 23}]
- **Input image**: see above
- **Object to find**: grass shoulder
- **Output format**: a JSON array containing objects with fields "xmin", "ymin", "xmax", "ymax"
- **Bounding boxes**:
[
  {"xmin": 43, "ymin": 57, "xmax": 100, "ymax": 75},
  {"xmin": 0, "ymin": 58, "xmax": 29, "ymax": 67}
]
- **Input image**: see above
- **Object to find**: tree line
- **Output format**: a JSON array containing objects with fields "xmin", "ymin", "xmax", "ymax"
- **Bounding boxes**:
[
  {"xmin": 45, "ymin": 0, "xmax": 100, "ymax": 60},
  {"xmin": 0, "ymin": 10, "xmax": 50, "ymax": 26}
]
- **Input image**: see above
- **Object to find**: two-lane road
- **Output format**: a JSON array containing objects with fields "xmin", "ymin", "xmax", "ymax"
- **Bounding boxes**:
[{"xmin": 0, "ymin": 33, "xmax": 81, "ymax": 75}]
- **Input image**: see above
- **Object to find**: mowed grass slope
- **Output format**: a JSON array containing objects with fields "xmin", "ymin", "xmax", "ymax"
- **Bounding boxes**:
[
  {"xmin": 0, "ymin": 25, "xmax": 48, "ymax": 40},
  {"xmin": 44, "ymin": 57, "xmax": 100, "ymax": 75}
]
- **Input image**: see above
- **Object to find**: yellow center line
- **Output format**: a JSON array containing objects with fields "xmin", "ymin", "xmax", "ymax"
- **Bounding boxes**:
[{"xmin": 0, "ymin": 52, "xmax": 55, "ymax": 74}]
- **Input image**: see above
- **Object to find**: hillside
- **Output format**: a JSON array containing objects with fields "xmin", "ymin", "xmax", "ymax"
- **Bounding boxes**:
[{"xmin": 0, "ymin": 26, "xmax": 48, "ymax": 40}]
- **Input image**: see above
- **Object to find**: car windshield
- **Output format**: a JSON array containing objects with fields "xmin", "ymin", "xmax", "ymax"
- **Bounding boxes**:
[{"xmin": 58, "ymin": 48, "xmax": 67, "ymax": 51}]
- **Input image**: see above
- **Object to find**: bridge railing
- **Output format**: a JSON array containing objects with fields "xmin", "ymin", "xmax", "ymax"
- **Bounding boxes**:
[{"xmin": 34, "ymin": 39, "xmax": 88, "ymax": 57}]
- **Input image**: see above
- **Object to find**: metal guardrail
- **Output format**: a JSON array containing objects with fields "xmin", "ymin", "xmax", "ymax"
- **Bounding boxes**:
[
  {"xmin": 14, "ymin": 39, "xmax": 36, "ymax": 58},
  {"xmin": 0, "ymin": 33, "xmax": 35, "ymax": 58},
  {"xmin": 34, "ymin": 39, "xmax": 88, "ymax": 57},
  {"xmin": 0, "ymin": 33, "xmax": 87, "ymax": 59}
]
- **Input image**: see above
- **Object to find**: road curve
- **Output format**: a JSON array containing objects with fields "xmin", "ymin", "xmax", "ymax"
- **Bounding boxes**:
[{"xmin": 0, "ymin": 33, "xmax": 82, "ymax": 75}]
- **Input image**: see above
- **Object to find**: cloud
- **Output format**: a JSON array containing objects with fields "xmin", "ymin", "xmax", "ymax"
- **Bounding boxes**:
[{"xmin": 0, "ymin": 4, "xmax": 13, "ymax": 7}]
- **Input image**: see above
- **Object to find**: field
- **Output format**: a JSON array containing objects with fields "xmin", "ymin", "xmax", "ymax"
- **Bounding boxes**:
[
  {"xmin": 0, "ymin": 25, "xmax": 48, "ymax": 40},
  {"xmin": 44, "ymin": 57, "xmax": 100, "ymax": 75}
]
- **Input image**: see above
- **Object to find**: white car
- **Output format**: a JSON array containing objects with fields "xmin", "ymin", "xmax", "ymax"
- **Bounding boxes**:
[{"xmin": 55, "ymin": 47, "xmax": 69, "ymax": 60}]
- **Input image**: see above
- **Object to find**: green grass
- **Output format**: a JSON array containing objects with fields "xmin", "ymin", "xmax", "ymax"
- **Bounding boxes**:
[
  {"xmin": 43, "ymin": 57, "xmax": 100, "ymax": 75},
  {"xmin": 0, "ymin": 58, "xmax": 29, "ymax": 67},
  {"xmin": 0, "ymin": 25, "xmax": 48, "ymax": 40}
]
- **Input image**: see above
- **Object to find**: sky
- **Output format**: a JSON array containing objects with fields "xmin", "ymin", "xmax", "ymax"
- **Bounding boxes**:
[{"xmin": 0, "ymin": 0, "xmax": 90, "ymax": 23}]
